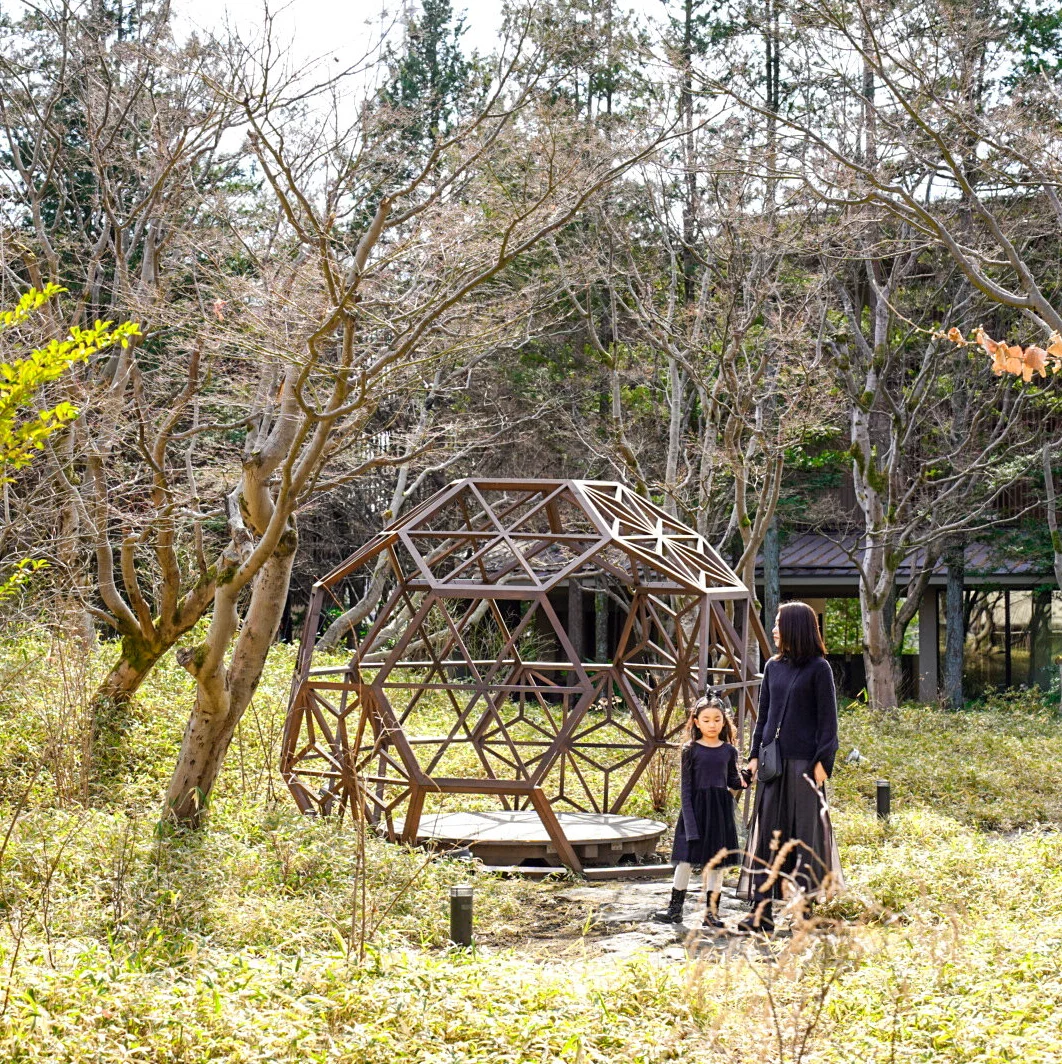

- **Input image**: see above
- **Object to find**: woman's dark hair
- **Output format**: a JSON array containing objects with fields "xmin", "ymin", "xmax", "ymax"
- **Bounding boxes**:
[
  {"xmin": 683, "ymin": 696, "xmax": 735, "ymax": 746},
  {"xmin": 773, "ymin": 601, "xmax": 828, "ymax": 663}
]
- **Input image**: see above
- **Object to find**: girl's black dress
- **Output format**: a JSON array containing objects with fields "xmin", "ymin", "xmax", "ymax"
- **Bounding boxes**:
[{"xmin": 670, "ymin": 741, "xmax": 741, "ymax": 868}]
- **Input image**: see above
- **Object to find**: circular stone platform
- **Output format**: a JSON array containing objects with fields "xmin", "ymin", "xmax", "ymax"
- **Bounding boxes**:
[{"xmin": 394, "ymin": 810, "xmax": 667, "ymax": 868}]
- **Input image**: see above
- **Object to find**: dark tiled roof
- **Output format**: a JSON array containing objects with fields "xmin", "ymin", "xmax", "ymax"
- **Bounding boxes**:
[{"xmin": 754, "ymin": 533, "xmax": 1051, "ymax": 587}]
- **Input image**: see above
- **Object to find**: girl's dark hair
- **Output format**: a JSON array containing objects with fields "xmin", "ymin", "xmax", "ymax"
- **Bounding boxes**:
[
  {"xmin": 683, "ymin": 696, "xmax": 736, "ymax": 746},
  {"xmin": 774, "ymin": 601, "xmax": 828, "ymax": 663}
]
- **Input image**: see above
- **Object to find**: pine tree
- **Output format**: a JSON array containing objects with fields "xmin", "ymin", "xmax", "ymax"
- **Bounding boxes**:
[{"xmin": 382, "ymin": 0, "xmax": 474, "ymax": 147}]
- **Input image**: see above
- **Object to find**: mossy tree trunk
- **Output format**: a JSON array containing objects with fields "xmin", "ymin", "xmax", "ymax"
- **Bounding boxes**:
[
  {"xmin": 87, "ymin": 577, "xmax": 217, "ymax": 790},
  {"xmin": 94, "ymin": 640, "xmax": 162, "ymax": 708},
  {"xmin": 168, "ymin": 533, "xmax": 297, "ymax": 823},
  {"xmin": 860, "ymin": 580, "xmax": 900, "ymax": 709},
  {"xmin": 91, "ymin": 586, "xmax": 216, "ymax": 711}
]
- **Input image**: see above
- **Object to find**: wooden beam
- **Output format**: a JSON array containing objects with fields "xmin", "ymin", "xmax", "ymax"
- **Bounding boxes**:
[
  {"xmin": 399, "ymin": 784, "xmax": 425, "ymax": 844},
  {"xmin": 529, "ymin": 787, "xmax": 583, "ymax": 874}
]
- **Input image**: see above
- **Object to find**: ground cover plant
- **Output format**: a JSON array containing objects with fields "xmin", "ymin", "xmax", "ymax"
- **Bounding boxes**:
[{"xmin": 0, "ymin": 636, "xmax": 1057, "ymax": 1061}]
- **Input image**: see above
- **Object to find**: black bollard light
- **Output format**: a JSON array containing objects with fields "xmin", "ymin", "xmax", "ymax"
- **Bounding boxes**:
[
  {"xmin": 876, "ymin": 779, "xmax": 891, "ymax": 821},
  {"xmin": 449, "ymin": 883, "xmax": 474, "ymax": 947}
]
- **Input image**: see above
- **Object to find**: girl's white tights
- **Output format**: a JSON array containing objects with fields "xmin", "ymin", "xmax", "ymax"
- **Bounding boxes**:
[{"xmin": 672, "ymin": 863, "xmax": 723, "ymax": 893}]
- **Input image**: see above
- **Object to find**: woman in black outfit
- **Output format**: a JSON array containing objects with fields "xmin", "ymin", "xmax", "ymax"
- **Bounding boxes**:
[{"xmin": 737, "ymin": 601, "xmax": 843, "ymax": 933}]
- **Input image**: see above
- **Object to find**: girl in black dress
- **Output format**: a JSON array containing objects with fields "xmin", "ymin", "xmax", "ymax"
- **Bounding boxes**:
[{"xmin": 653, "ymin": 696, "xmax": 747, "ymax": 927}]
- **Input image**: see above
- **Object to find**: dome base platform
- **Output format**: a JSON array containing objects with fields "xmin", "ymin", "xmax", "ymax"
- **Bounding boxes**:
[{"xmin": 393, "ymin": 809, "xmax": 668, "ymax": 871}]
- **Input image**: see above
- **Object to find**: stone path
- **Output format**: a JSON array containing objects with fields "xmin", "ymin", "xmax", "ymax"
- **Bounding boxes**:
[{"xmin": 556, "ymin": 878, "xmax": 768, "ymax": 961}]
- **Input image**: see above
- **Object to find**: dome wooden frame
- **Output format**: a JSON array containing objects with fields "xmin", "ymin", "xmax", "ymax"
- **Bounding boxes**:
[{"xmin": 280, "ymin": 479, "xmax": 768, "ymax": 872}]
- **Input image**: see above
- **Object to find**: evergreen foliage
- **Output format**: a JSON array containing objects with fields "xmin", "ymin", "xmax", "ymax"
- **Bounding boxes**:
[{"xmin": 382, "ymin": 0, "xmax": 476, "ymax": 145}]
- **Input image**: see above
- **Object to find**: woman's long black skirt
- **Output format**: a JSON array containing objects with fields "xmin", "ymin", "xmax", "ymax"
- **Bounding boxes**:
[{"xmin": 737, "ymin": 758, "xmax": 844, "ymax": 903}]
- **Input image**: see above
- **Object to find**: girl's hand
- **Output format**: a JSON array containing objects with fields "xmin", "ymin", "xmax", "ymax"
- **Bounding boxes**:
[
  {"xmin": 747, "ymin": 758, "xmax": 758, "ymax": 781},
  {"xmin": 812, "ymin": 762, "xmax": 828, "ymax": 786}
]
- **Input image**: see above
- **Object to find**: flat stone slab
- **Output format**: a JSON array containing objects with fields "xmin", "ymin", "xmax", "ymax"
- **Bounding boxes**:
[
  {"xmin": 596, "ymin": 928, "xmax": 677, "ymax": 957},
  {"xmin": 397, "ymin": 810, "xmax": 667, "ymax": 868},
  {"xmin": 402, "ymin": 810, "xmax": 667, "ymax": 845}
]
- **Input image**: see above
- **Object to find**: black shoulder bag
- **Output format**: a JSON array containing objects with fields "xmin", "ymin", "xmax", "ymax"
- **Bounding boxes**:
[{"xmin": 757, "ymin": 664, "xmax": 805, "ymax": 784}]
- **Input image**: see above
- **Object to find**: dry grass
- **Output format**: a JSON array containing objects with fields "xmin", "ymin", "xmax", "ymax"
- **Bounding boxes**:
[{"xmin": 0, "ymin": 636, "xmax": 1056, "ymax": 1061}]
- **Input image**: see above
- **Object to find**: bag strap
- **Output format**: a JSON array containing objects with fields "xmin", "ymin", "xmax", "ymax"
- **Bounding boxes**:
[{"xmin": 770, "ymin": 662, "xmax": 805, "ymax": 741}]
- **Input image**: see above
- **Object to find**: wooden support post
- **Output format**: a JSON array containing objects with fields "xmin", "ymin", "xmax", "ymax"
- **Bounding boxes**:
[
  {"xmin": 1004, "ymin": 590, "xmax": 1012, "ymax": 688},
  {"xmin": 529, "ymin": 787, "xmax": 582, "ymax": 874},
  {"xmin": 918, "ymin": 590, "xmax": 939, "ymax": 704},
  {"xmin": 567, "ymin": 578, "xmax": 584, "ymax": 686},
  {"xmin": 399, "ymin": 784, "xmax": 425, "ymax": 844}
]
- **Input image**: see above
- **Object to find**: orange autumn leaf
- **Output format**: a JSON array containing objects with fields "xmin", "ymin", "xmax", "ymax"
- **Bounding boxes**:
[
  {"xmin": 975, "ymin": 326, "xmax": 1000, "ymax": 355},
  {"xmin": 1048, "ymin": 333, "xmax": 1062, "ymax": 370},
  {"xmin": 1024, "ymin": 346, "xmax": 1048, "ymax": 379},
  {"xmin": 952, "ymin": 325, "xmax": 1061, "ymax": 380}
]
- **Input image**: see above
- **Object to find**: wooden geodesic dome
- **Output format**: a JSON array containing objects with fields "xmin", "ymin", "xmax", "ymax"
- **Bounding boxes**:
[{"xmin": 280, "ymin": 479, "xmax": 767, "ymax": 871}]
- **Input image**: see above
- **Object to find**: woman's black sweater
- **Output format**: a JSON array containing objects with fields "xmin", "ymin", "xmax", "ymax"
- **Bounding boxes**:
[{"xmin": 749, "ymin": 655, "xmax": 839, "ymax": 777}]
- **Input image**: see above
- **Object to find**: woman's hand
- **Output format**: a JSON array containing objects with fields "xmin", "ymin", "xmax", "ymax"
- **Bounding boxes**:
[
  {"xmin": 747, "ymin": 758, "xmax": 758, "ymax": 781},
  {"xmin": 812, "ymin": 762, "xmax": 828, "ymax": 786}
]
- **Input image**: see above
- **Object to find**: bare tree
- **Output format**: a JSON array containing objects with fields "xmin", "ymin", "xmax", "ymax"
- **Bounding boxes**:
[
  {"xmin": 554, "ymin": 109, "xmax": 832, "ymax": 620},
  {"xmin": 826, "ymin": 238, "xmax": 1034, "ymax": 706},
  {"xmin": 153, "ymin": 17, "xmax": 668, "ymax": 822},
  {"xmin": 1, "ymin": 3, "xmax": 665, "ymax": 816},
  {"xmin": 0, "ymin": 2, "xmax": 248, "ymax": 719},
  {"xmin": 702, "ymin": 0, "xmax": 1055, "ymax": 705}
]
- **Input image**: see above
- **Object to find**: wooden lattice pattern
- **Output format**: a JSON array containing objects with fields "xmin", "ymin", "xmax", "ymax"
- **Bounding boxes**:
[{"xmin": 280, "ymin": 479, "xmax": 767, "ymax": 871}]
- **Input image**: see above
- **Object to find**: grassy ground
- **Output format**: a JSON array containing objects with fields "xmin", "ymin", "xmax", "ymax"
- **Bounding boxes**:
[{"xmin": 0, "ymin": 636, "xmax": 1057, "ymax": 1061}]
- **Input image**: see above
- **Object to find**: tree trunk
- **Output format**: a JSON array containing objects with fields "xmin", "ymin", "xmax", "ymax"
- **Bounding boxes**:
[
  {"xmin": 166, "ymin": 530, "xmax": 298, "ymax": 824},
  {"xmin": 944, "ymin": 545, "xmax": 965, "ymax": 709},
  {"xmin": 857, "ymin": 529, "xmax": 902, "ymax": 709},
  {"xmin": 567, "ymin": 578, "xmax": 584, "ymax": 689},
  {"xmin": 92, "ymin": 636, "xmax": 165, "ymax": 709},
  {"xmin": 316, "ymin": 556, "xmax": 389, "ymax": 652},
  {"xmin": 861, "ymin": 598, "xmax": 899, "ymax": 708},
  {"xmin": 162, "ymin": 693, "xmax": 243, "ymax": 824},
  {"xmin": 663, "ymin": 357, "xmax": 684, "ymax": 517},
  {"xmin": 763, "ymin": 517, "xmax": 780, "ymax": 653},
  {"xmin": 595, "ymin": 586, "xmax": 608, "ymax": 663},
  {"xmin": 86, "ymin": 637, "xmax": 167, "ymax": 797}
]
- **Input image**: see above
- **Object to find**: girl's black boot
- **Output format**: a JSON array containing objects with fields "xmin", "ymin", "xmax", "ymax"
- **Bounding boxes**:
[
  {"xmin": 652, "ymin": 888, "xmax": 687, "ymax": 923},
  {"xmin": 736, "ymin": 900, "xmax": 775, "ymax": 935},
  {"xmin": 702, "ymin": 891, "xmax": 724, "ymax": 929}
]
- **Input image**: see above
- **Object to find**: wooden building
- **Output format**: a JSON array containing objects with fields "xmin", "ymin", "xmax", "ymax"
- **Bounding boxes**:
[{"xmin": 756, "ymin": 533, "xmax": 1058, "ymax": 700}]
